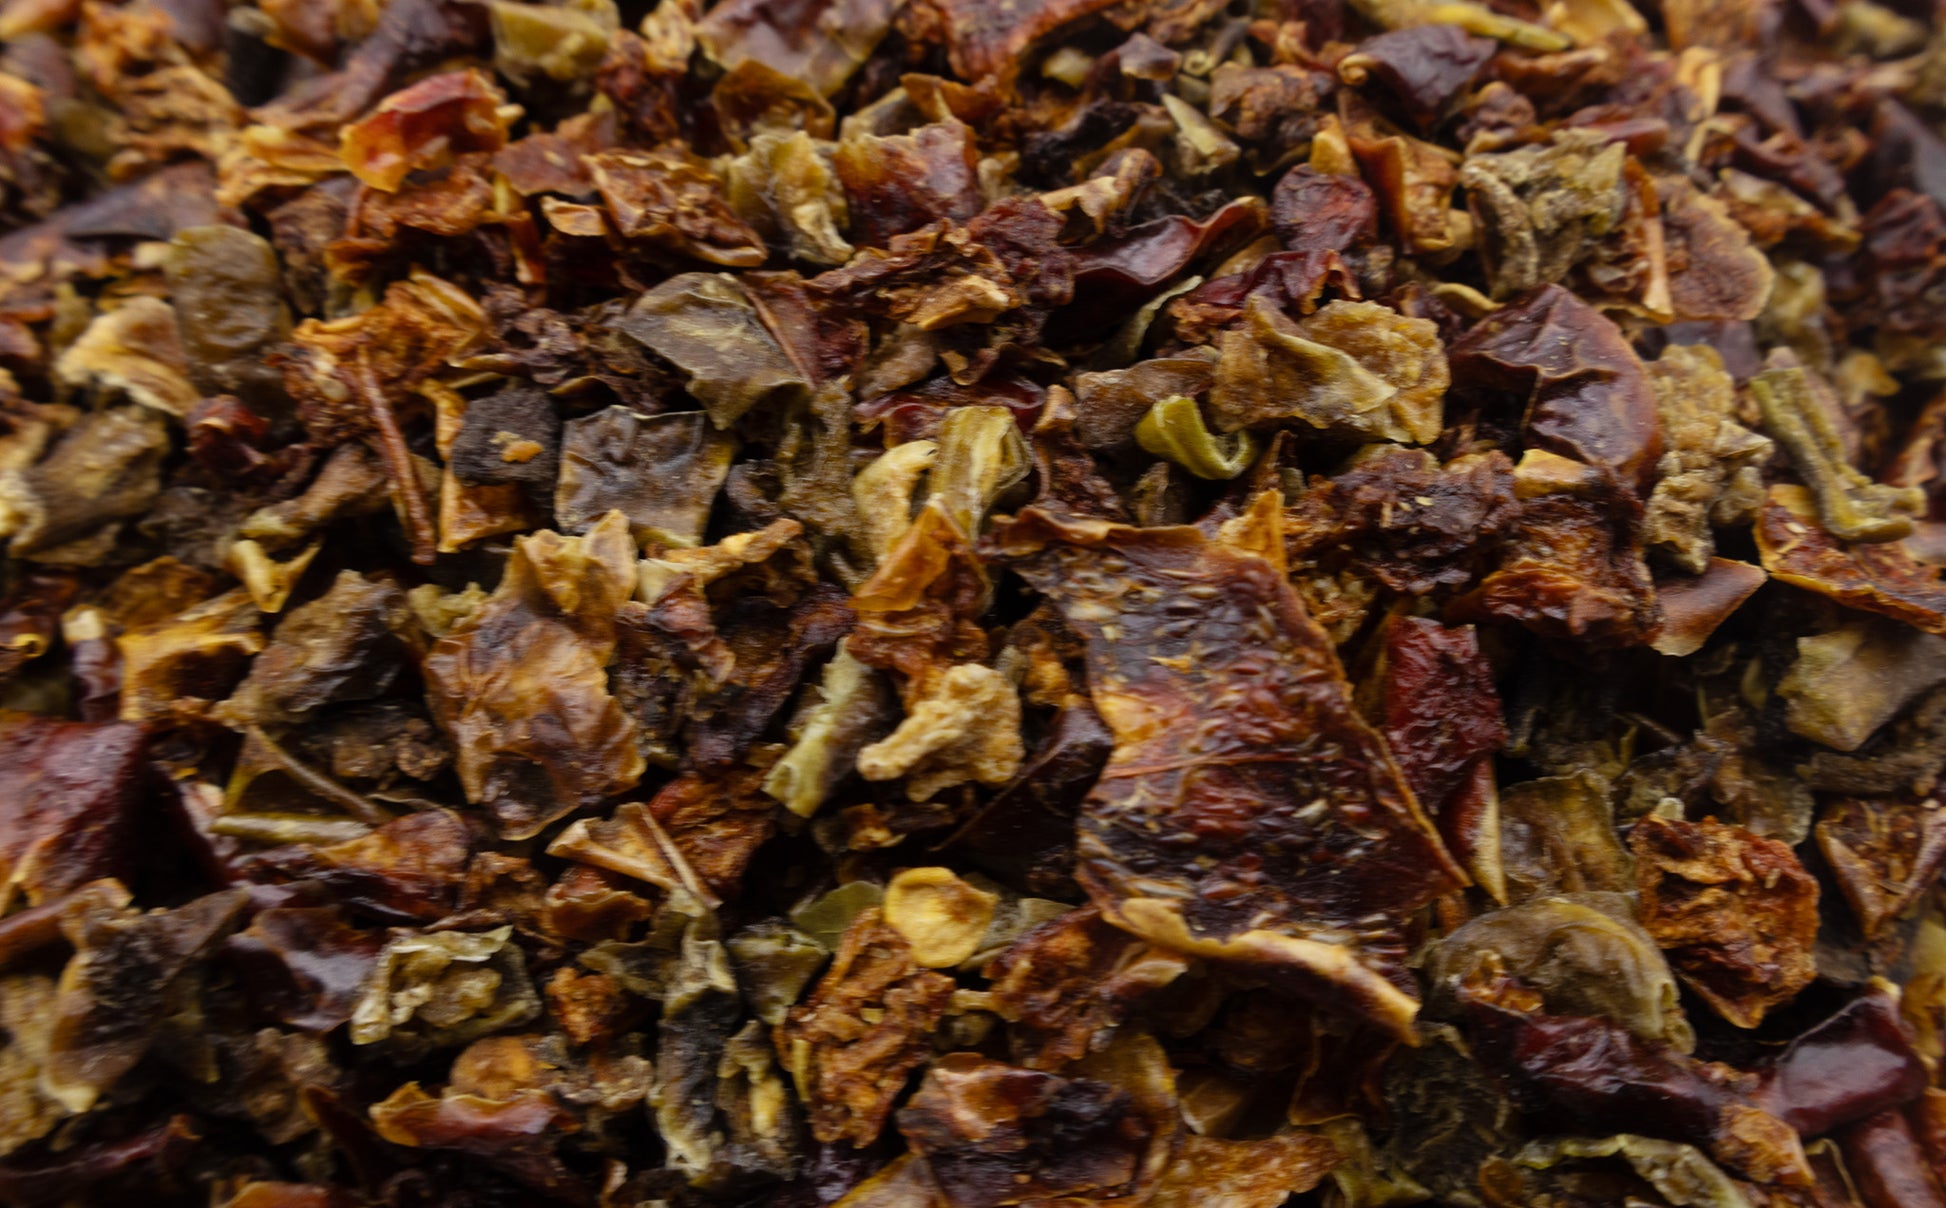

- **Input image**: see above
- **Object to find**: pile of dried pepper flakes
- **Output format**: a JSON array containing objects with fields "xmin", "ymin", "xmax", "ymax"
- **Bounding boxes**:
[{"xmin": 13, "ymin": 0, "xmax": 1946, "ymax": 1202}]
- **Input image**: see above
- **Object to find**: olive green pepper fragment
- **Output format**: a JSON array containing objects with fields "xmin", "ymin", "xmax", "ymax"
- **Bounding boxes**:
[
  {"xmin": 1752, "ymin": 366, "xmax": 1924, "ymax": 543},
  {"xmin": 1135, "ymin": 395, "xmax": 1258, "ymax": 480}
]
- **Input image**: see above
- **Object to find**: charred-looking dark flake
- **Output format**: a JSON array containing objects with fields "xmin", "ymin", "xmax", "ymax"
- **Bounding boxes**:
[
  {"xmin": 446, "ymin": 384, "xmax": 561, "ymax": 497},
  {"xmin": 997, "ymin": 503, "xmax": 1465, "ymax": 1038}
]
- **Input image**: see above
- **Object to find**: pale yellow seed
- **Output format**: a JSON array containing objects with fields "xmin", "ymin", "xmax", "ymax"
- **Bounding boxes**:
[{"xmin": 882, "ymin": 868, "xmax": 999, "ymax": 969}]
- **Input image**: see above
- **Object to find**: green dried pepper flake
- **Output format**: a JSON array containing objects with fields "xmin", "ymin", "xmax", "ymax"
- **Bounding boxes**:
[
  {"xmin": 1134, "ymin": 395, "xmax": 1258, "ymax": 480},
  {"xmin": 725, "ymin": 922, "xmax": 829, "ymax": 1025},
  {"xmin": 927, "ymin": 405, "xmax": 1030, "ymax": 536},
  {"xmin": 489, "ymin": 0, "xmax": 617, "ymax": 85},
  {"xmin": 1777, "ymin": 618, "xmax": 1946, "ymax": 752},
  {"xmin": 763, "ymin": 643, "xmax": 894, "ymax": 818},
  {"xmin": 1752, "ymin": 365, "xmax": 1925, "ymax": 543},
  {"xmin": 788, "ymin": 881, "xmax": 886, "ymax": 951},
  {"xmin": 618, "ymin": 273, "xmax": 811, "ymax": 428}
]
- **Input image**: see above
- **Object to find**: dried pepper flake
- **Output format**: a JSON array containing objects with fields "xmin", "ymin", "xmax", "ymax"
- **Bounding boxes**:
[{"xmin": 7, "ymin": 1, "xmax": 1946, "ymax": 1202}]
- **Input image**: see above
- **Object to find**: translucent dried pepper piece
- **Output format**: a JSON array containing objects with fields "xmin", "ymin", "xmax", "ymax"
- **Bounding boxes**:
[
  {"xmin": 489, "ymin": 0, "xmax": 616, "ymax": 87},
  {"xmin": 1208, "ymin": 296, "xmax": 1448, "ymax": 444},
  {"xmin": 217, "ymin": 571, "xmax": 414, "ymax": 729},
  {"xmin": 338, "ymin": 68, "xmax": 511, "ymax": 192},
  {"xmin": 882, "ymin": 867, "xmax": 997, "ymax": 968},
  {"xmin": 1347, "ymin": 125, "xmax": 1462, "ymax": 257},
  {"xmin": 696, "ymin": 0, "xmax": 897, "ymax": 97},
  {"xmin": 1064, "ymin": 199, "xmax": 1266, "ymax": 322},
  {"xmin": 0, "ymin": 404, "xmax": 171, "ymax": 558},
  {"xmin": 1349, "ymin": 0, "xmax": 1571, "ymax": 48},
  {"xmin": 1631, "ymin": 814, "xmax": 1819, "ymax": 1029},
  {"xmin": 619, "ymin": 272, "xmax": 811, "ymax": 428},
  {"xmin": 1147, "ymin": 1133, "xmax": 1340, "ymax": 1208},
  {"xmin": 369, "ymin": 1081, "xmax": 586, "ymax": 1201},
  {"xmin": 1777, "ymin": 618, "xmax": 1946, "ymax": 753},
  {"xmin": 1270, "ymin": 165, "xmax": 1378, "ymax": 254},
  {"xmin": 997, "ymin": 505, "xmax": 1464, "ymax": 1039},
  {"xmin": 833, "ymin": 121, "xmax": 982, "ymax": 248},
  {"xmin": 717, "ymin": 1018, "xmax": 801, "ymax": 1179},
  {"xmin": 1429, "ymin": 893, "xmax": 1693, "ymax": 1051},
  {"xmin": 1754, "ymin": 484, "xmax": 1946, "ymax": 635},
  {"xmin": 0, "ymin": 573, "xmax": 76, "ymax": 687},
  {"xmin": 726, "ymin": 921, "xmax": 827, "ymax": 1026},
  {"xmin": 248, "ymin": 810, "xmax": 481, "ymax": 921},
  {"xmin": 650, "ymin": 898, "xmax": 741, "ymax": 1179},
  {"xmin": 723, "ymin": 129, "xmax": 854, "ymax": 267},
  {"xmin": 443, "ymin": 382, "xmax": 559, "ymax": 498},
  {"xmin": 927, "ymin": 405, "xmax": 1029, "ymax": 537},
  {"xmin": 1449, "ymin": 283, "xmax": 1663, "ymax": 491},
  {"xmin": 218, "ymin": 1182, "xmax": 364, "ymax": 1208},
  {"xmin": 587, "ymin": 147, "xmax": 767, "ymax": 268},
  {"xmin": 1497, "ymin": 770, "xmax": 1633, "ymax": 903},
  {"xmin": 556, "ymin": 407, "xmax": 734, "ymax": 548},
  {"xmin": 849, "ymin": 500, "xmax": 991, "ymax": 696},
  {"xmin": 228, "ymin": 906, "xmax": 386, "ymax": 1032},
  {"xmin": 1657, "ymin": 176, "xmax": 1776, "ymax": 323},
  {"xmin": 45, "ymin": 888, "xmax": 249, "ymax": 1112},
  {"xmin": 1650, "ymin": 557, "xmax": 1767, "ymax": 658},
  {"xmin": 764, "ymin": 643, "xmax": 894, "ymax": 818},
  {"xmin": 53, "ymin": 297, "xmax": 198, "ymax": 417},
  {"xmin": 164, "ymin": 225, "xmax": 291, "ymax": 405},
  {"xmin": 348, "ymin": 925, "xmax": 539, "ymax": 1052},
  {"xmin": 1509, "ymin": 1134, "xmax": 1748, "ymax": 1208},
  {"xmin": 422, "ymin": 511, "xmax": 643, "ymax": 839},
  {"xmin": 547, "ymin": 801, "xmax": 715, "ymax": 904},
  {"xmin": 916, "ymin": 0, "xmax": 1129, "ymax": 86},
  {"xmin": 543, "ymin": 866, "xmax": 652, "ymax": 945},
  {"xmin": 116, "ymin": 588, "xmax": 266, "ymax": 725}
]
